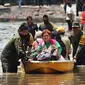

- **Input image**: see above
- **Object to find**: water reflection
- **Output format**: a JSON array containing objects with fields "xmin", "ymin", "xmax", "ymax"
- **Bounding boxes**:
[
  {"xmin": 73, "ymin": 66, "xmax": 85, "ymax": 85},
  {"xmin": 0, "ymin": 66, "xmax": 85, "ymax": 85},
  {"xmin": 0, "ymin": 72, "xmax": 74, "ymax": 85},
  {"xmin": 0, "ymin": 22, "xmax": 23, "ymax": 54}
]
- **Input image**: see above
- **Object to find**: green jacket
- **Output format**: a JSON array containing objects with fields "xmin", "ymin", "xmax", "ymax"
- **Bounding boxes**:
[{"xmin": 1, "ymin": 31, "xmax": 34, "ymax": 72}]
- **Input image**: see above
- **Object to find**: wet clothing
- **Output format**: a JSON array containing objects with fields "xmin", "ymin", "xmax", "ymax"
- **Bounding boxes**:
[
  {"xmin": 27, "ymin": 23, "xmax": 38, "ymax": 38},
  {"xmin": 39, "ymin": 22, "xmax": 55, "ymax": 32},
  {"xmin": 1, "ymin": 32, "xmax": 34, "ymax": 73},
  {"xmin": 69, "ymin": 30, "xmax": 83, "ymax": 57},
  {"xmin": 76, "ymin": 35, "xmax": 85, "ymax": 65},
  {"xmin": 76, "ymin": 45, "xmax": 85, "ymax": 65}
]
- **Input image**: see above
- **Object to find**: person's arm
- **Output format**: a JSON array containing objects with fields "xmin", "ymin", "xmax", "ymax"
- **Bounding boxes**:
[
  {"xmin": 29, "ymin": 33, "xmax": 34, "ymax": 47},
  {"xmin": 55, "ymin": 41, "xmax": 62, "ymax": 55},
  {"xmin": 73, "ymin": 44, "xmax": 81, "ymax": 61},
  {"xmin": 21, "ymin": 33, "xmax": 34, "ymax": 62},
  {"xmin": 66, "ymin": 6, "xmax": 74, "ymax": 22},
  {"xmin": 74, "ymin": 34, "xmax": 85, "ymax": 59}
]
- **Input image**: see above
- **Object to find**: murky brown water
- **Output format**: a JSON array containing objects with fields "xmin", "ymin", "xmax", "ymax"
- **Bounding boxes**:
[
  {"xmin": 0, "ymin": 72, "xmax": 74, "ymax": 85},
  {"xmin": 0, "ymin": 66, "xmax": 85, "ymax": 85}
]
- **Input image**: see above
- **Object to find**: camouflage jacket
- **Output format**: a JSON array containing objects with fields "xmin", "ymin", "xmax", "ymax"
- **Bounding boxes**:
[{"xmin": 1, "ymin": 31, "xmax": 34, "ymax": 72}]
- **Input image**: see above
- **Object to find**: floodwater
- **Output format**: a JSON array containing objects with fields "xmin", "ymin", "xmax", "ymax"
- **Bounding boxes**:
[
  {"xmin": 0, "ymin": 22, "xmax": 85, "ymax": 85},
  {"xmin": 0, "ymin": 66, "xmax": 85, "ymax": 85}
]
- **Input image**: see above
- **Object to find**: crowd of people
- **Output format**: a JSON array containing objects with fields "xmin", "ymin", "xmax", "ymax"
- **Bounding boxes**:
[
  {"xmin": 1, "ymin": 1, "xmax": 85, "ymax": 73},
  {"xmin": 64, "ymin": 1, "xmax": 85, "ymax": 65}
]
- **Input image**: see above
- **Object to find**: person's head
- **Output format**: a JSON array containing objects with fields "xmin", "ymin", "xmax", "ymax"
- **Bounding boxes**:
[
  {"xmin": 42, "ymin": 29, "xmax": 51, "ymax": 43},
  {"xmin": 67, "ymin": 2, "xmax": 72, "ymax": 7},
  {"xmin": 18, "ymin": 23, "xmax": 29, "ymax": 38},
  {"xmin": 26, "ymin": 16, "xmax": 33, "ymax": 26},
  {"xmin": 72, "ymin": 22, "xmax": 80, "ymax": 35},
  {"xmin": 51, "ymin": 31, "xmax": 61, "ymax": 41},
  {"xmin": 35, "ymin": 30, "xmax": 42, "ymax": 39},
  {"xmin": 57, "ymin": 27, "xmax": 65, "ymax": 35},
  {"xmin": 43, "ymin": 14, "xmax": 49, "ymax": 24}
]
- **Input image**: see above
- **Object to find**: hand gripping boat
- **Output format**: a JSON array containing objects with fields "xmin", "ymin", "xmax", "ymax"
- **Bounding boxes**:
[{"xmin": 23, "ymin": 60, "xmax": 74, "ymax": 74}]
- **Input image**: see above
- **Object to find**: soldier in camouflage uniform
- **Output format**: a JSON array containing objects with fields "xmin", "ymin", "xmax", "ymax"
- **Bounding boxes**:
[{"xmin": 1, "ymin": 23, "xmax": 34, "ymax": 73}]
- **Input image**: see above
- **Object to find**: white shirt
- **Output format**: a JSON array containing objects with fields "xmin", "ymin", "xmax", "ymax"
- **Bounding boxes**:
[{"xmin": 66, "ymin": 5, "xmax": 74, "ymax": 20}]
